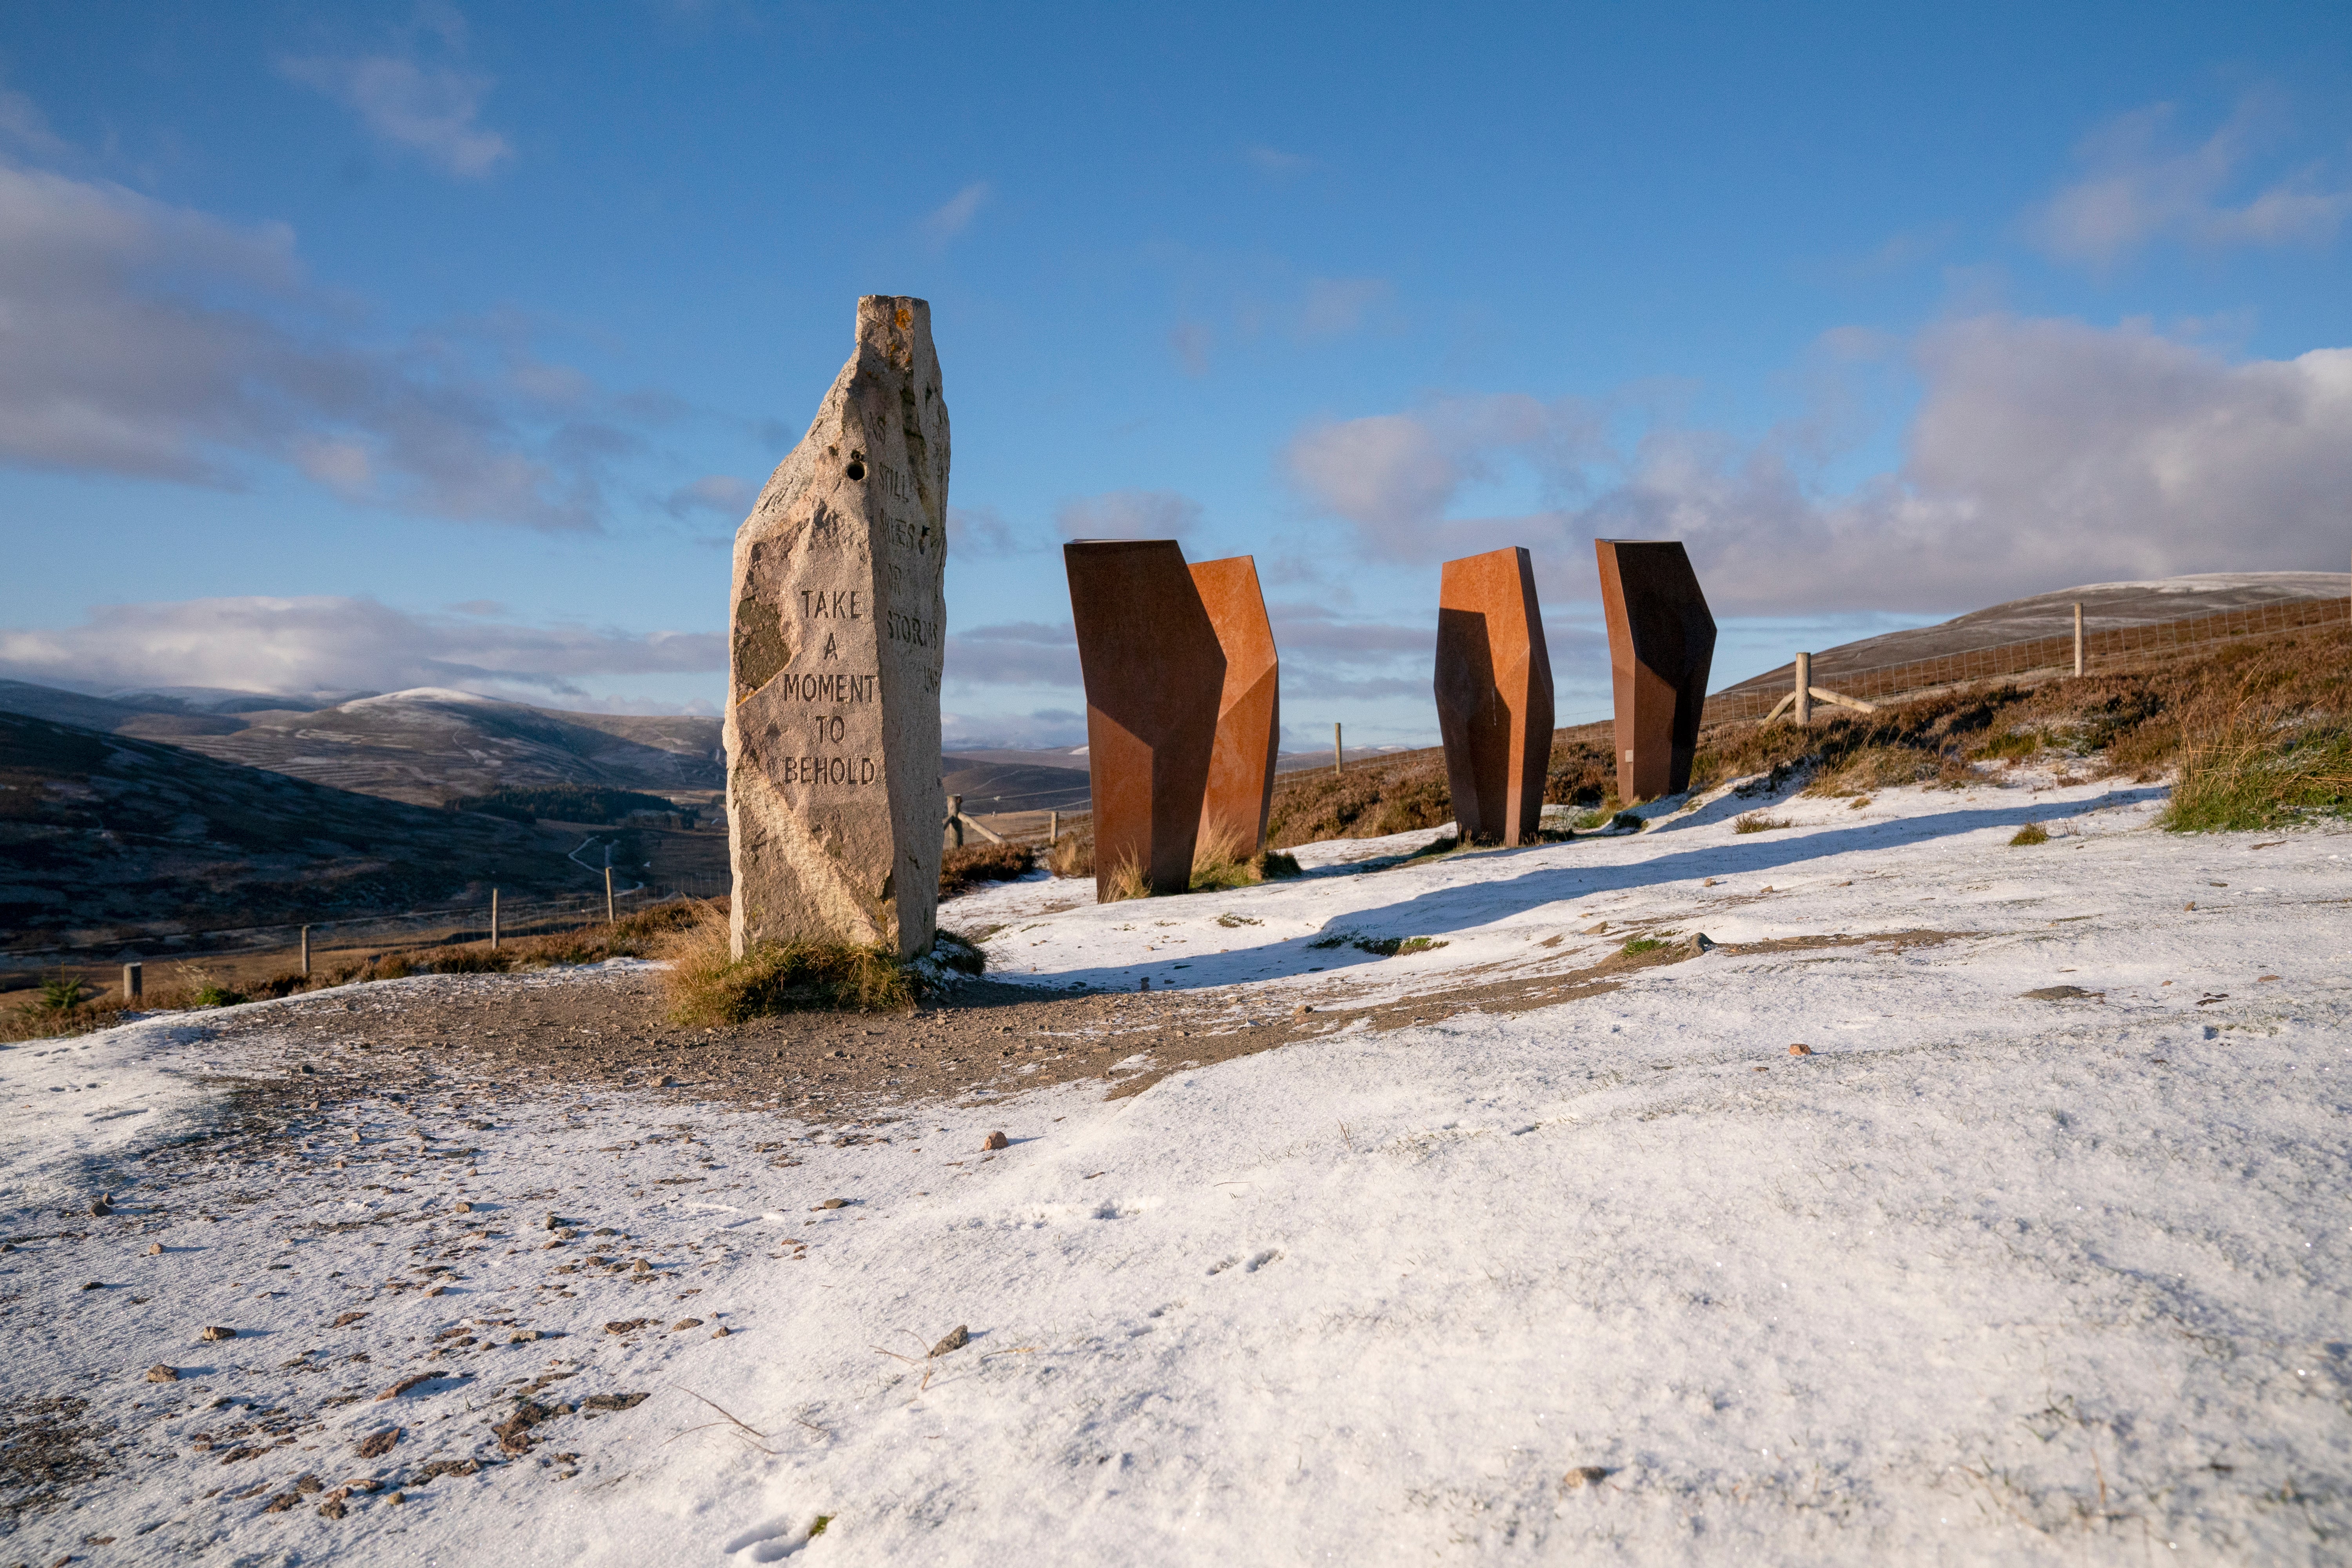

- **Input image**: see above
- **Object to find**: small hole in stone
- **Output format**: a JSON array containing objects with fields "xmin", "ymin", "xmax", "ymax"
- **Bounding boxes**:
[{"xmin": 845, "ymin": 460, "xmax": 866, "ymax": 481}]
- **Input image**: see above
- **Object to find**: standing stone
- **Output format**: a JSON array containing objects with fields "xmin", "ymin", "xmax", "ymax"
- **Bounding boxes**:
[
  {"xmin": 1594, "ymin": 539, "xmax": 1715, "ymax": 802},
  {"xmin": 1434, "ymin": 546, "xmax": 1555, "ymax": 846},
  {"xmin": 725, "ymin": 297, "xmax": 948, "ymax": 960},
  {"xmin": 1188, "ymin": 555, "xmax": 1280, "ymax": 856}
]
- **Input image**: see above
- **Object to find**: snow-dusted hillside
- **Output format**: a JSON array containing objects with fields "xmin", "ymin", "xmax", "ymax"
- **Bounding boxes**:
[{"xmin": 4, "ymin": 763, "xmax": 2348, "ymax": 1565}]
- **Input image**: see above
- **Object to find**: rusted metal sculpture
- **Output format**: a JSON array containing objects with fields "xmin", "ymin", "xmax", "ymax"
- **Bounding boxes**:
[
  {"xmin": 1434, "ymin": 547, "xmax": 1555, "ymax": 846},
  {"xmin": 1595, "ymin": 539, "xmax": 1716, "ymax": 802},
  {"xmin": 1188, "ymin": 555, "xmax": 1279, "ymax": 857},
  {"xmin": 1064, "ymin": 540, "xmax": 1225, "ymax": 899}
]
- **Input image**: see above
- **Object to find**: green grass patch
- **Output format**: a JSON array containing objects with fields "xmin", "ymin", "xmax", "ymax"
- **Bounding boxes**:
[
  {"xmin": 2009, "ymin": 821, "xmax": 2050, "ymax": 846},
  {"xmin": 2163, "ymin": 719, "xmax": 2352, "ymax": 832},
  {"xmin": 1619, "ymin": 935, "xmax": 1668, "ymax": 956}
]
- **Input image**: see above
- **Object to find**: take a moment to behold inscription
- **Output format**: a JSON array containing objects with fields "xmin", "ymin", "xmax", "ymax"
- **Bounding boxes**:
[
  {"xmin": 1595, "ymin": 538, "xmax": 1716, "ymax": 802},
  {"xmin": 724, "ymin": 296, "xmax": 948, "ymax": 958},
  {"xmin": 1065, "ymin": 540, "xmax": 1225, "ymax": 899},
  {"xmin": 1434, "ymin": 546, "xmax": 1555, "ymax": 846},
  {"xmin": 1189, "ymin": 555, "xmax": 1280, "ymax": 855}
]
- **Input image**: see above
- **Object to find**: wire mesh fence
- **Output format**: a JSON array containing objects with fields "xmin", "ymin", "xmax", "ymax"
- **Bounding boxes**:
[{"xmin": 1697, "ymin": 594, "xmax": 2349, "ymax": 726}]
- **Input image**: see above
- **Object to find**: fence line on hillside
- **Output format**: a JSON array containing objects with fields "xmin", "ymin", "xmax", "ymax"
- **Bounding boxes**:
[{"xmin": 1697, "ymin": 593, "xmax": 2349, "ymax": 726}]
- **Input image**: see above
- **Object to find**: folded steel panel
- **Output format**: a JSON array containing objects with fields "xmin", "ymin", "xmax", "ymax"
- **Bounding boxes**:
[
  {"xmin": 1595, "ymin": 539, "xmax": 1716, "ymax": 802},
  {"xmin": 1187, "ymin": 555, "xmax": 1279, "ymax": 857},
  {"xmin": 1064, "ymin": 540, "xmax": 1225, "ymax": 898},
  {"xmin": 1434, "ymin": 546, "xmax": 1555, "ymax": 846}
]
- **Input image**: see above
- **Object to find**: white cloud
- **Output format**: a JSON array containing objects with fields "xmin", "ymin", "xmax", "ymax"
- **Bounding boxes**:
[
  {"xmin": 1168, "ymin": 321, "xmax": 1212, "ymax": 377},
  {"xmin": 1285, "ymin": 316, "xmax": 2352, "ymax": 614},
  {"xmin": 1299, "ymin": 277, "xmax": 1393, "ymax": 339},
  {"xmin": 0, "ymin": 155, "xmax": 641, "ymax": 529},
  {"xmin": 279, "ymin": 17, "xmax": 513, "ymax": 181},
  {"xmin": 0, "ymin": 596, "xmax": 721, "ymax": 703},
  {"xmin": 946, "ymin": 504, "xmax": 1025, "ymax": 557},
  {"xmin": 664, "ymin": 474, "xmax": 752, "ymax": 518},
  {"xmin": 1053, "ymin": 488, "xmax": 1202, "ymax": 542},
  {"xmin": 1244, "ymin": 145, "xmax": 1315, "ymax": 178},
  {"xmin": 922, "ymin": 181, "xmax": 992, "ymax": 243},
  {"xmin": 2031, "ymin": 98, "xmax": 2352, "ymax": 267},
  {"xmin": 944, "ymin": 621, "xmax": 1080, "ymax": 689}
]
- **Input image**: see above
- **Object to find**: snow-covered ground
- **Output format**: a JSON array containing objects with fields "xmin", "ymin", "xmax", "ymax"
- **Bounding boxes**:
[{"xmin": 5, "ymin": 764, "xmax": 2350, "ymax": 1565}]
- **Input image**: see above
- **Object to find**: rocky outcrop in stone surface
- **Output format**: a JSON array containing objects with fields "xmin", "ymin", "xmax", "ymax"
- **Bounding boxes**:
[{"xmin": 726, "ymin": 297, "xmax": 948, "ymax": 958}]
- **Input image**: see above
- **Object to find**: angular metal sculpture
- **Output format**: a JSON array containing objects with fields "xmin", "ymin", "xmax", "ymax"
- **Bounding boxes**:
[
  {"xmin": 1434, "ymin": 547, "xmax": 1555, "ymax": 846},
  {"xmin": 1065, "ymin": 540, "xmax": 1224, "ymax": 900},
  {"xmin": 724, "ymin": 296, "xmax": 948, "ymax": 960},
  {"xmin": 1188, "ymin": 555, "xmax": 1279, "ymax": 856},
  {"xmin": 1595, "ymin": 539, "xmax": 1717, "ymax": 802}
]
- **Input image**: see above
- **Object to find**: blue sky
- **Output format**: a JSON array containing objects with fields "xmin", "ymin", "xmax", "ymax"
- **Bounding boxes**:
[{"xmin": 2, "ymin": 2, "xmax": 2348, "ymax": 745}]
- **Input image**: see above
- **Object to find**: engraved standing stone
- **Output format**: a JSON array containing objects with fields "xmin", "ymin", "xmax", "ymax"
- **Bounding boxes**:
[
  {"xmin": 725, "ymin": 296, "xmax": 948, "ymax": 959},
  {"xmin": 1595, "ymin": 539, "xmax": 1716, "ymax": 802},
  {"xmin": 1434, "ymin": 546, "xmax": 1554, "ymax": 846},
  {"xmin": 1188, "ymin": 555, "xmax": 1279, "ymax": 855},
  {"xmin": 1065, "ymin": 540, "xmax": 1224, "ymax": 899}
]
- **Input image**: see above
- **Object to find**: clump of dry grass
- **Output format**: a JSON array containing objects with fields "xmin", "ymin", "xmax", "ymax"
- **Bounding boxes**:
[
  {"xmin": 2162, "ymin": 706, "xmax": 2352, "ymax": 831},
  {"xmin": 1733, "ymin": 812, "xmax": 1792, "ymax": 834},
  {"xmin": 656, "ymin": 901, "xmax": 911, "ymax": 1022},
  {"xmin": 939, "ymin": 841, "xmax": 1035, "ymax": 899},
  {"xmin": 1102, "ymin": 850, "xmax": 1152, "ymax": 903},
  {"xmin": 2010, "ymin": 822, "xmax": 2050, "ymax": 846},
  {"xmin": 1047, "ymin": 832, "xmax": 1093, "ymax": 878}
]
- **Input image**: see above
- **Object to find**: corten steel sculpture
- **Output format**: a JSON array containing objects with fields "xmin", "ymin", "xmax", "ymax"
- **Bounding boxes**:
[
  {"xmin": 724, "ymin": 296, "xmax": 948, "ymax": 960},
  {"xmin": 1065, "ymin": 540, "xmax": 1225, "ymax": 900},
  {"xmin": 1434, "ymin": 547, "xmax": 1555, "ymax": 846},
  {"xmin": 1595, "ymin": 539, "xmax": 1717, "ymax": 802},
  {"xmin": 1188, "ymin": 555, "xmax": 1280, "ymax": 856}
]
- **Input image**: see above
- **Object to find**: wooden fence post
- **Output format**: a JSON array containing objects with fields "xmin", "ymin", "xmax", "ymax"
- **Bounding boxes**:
[
  {"xmin": 2073, "ymin": 602, "xmax": 2084, "ymax": 676},
  {"xmin": 490, "ymin": 887, "xmax": 499, "ymax": 950},
  {"xmin": 1334, "ymin": 722, "xmax": 1343, "ymax": 777},
  {"xmin": 606, "ymin": 866, "xmax": 616, "ymax": 926},
  {"xmin": 123, "ymin": 961, "xmax": 142, "ymax": 1003},
  {"xmin": 1794, "ymin": 652, "xmax": 1812, "ymax": 725},
  {"xmin": 1048, "ymin": 809, "xmax": 1059, "ymax": 844},
  {"xmin": 300, "ymin": 925, "xmax": 311, "ymax": 976}
]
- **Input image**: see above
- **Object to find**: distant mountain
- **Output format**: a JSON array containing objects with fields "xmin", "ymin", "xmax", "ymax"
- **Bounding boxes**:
[
  {"xmin": 0, "ymin": 710, "xmax": 598, "ymax": 950},
  {"xmin": 0, "ymin": 682, "xmax": 724, "ymax": 808},
  {"xmin": 1720, "ymin": 571, "xmax": 2352, "ymax": 693},
  {"xmin": 940, "ymin": 755, "xmax": 1094, "ymax": 815}
]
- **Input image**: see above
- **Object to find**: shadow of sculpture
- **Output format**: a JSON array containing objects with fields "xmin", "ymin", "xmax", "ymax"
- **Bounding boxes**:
[
  {"xmin": 1435, "ymin": 547, "xmax": 1555, "ymax": 846},
  {"xmin": 1065, "ymin": 540, "xmax": 1225, "ymax": 900},
  {"xmin": 1596, "ymin": 539, "xmax": 1717, "ymax": 804}
]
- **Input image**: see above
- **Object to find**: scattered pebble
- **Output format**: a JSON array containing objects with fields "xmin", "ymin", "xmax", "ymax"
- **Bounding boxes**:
[
  {"xmin": 671, "ymin": 1318, "xmax": 703, "ymax": 1330},
  {"xmin": 145, "ymin": 1365, "xmax": 179, "ymax": 1383},
  {"xmin": 815, "ymin": 1198, "xmax": 847, "ymax": 1210},
  {"xmin": 1788, "ymin": 1044, "xmax": 1813, "ymax": 1056},
  {"xmin": 1562, "ymin": 1465, "xmax": 1613, "ymax": 1490},
  {"xmin": 198, "ymin": 1325, "xmax": 236, "ymax": 1342},
  {"xmin": 78, "ymin": 1279, "xmax": 103, "ymax": 1291},
  {"xmin": 89, "ymin": 1195, "xmax": 113, "ymax": 1217},
  {"xmin": 983, "ymin": 1131, "xmax": 1009, "ymax": 1151},
  {"xmin": 711, "ymin": 1326, "xmax": 730, "ymax": 1339},
  {"xmin": 356, "ymin": 1427, "xmax": 401, "ymax": 1458},
  {"xmin": 146, "ymin": 1243, "xmax": 164, "ymax": 1256}
]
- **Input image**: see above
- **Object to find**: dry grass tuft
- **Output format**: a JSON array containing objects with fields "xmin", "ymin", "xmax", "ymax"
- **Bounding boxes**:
[
  {"xmin": 1102, "ymin": 850, "xmax": 1152, "ymax": 903},
  {"xmin": 655, "ymin": 901, "xmax": 912, "ymax": 1023},
  {"xmin": 2162, "ymin": 705, "xmax": 2352, "ymax": 831},
  {"xmin": 1047, "ymin": 832, "xmax": 1093, "ymax": 879},
  {"xmin": 1733, "ymin": 812, "xmax": 1793, "ymax": 834},
  {"xmin": 2009, "ymin": 821, "xmax": 2051, "ymax": 846}
]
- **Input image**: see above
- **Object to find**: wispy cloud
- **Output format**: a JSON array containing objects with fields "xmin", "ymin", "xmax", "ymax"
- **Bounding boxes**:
[
  {"xmin": 2030, "ymin": 97, "xmax": 2352, "ymax": 268},
  {"xmin": 0, "ymin": 154, "xmax": 649, "ymax": 529},
  {"xmin": 1299, "ymin": 277, "xmax": 1393, "ymax": 339},
  {"xmin": 1285, "ymin": 316, "xmax": 2352, "ymax": 613},
  {"xmin": 0, "ymin": 595, "xmax": 721, "ymax": 702},
  {"xmin": 1053, "ymin": 488, "xmax": 1201, "ymax": 542},
  {"xmin": 279, "ymin": 9, "xmax": 512, "ymax": 180},
  {"xmin": 944, "ymin": 621, "xmax": 1080, "ymax": 689},
  {"xmin": 664, "ymin": 474, "xmax": 752, "ymax": 518},
  {"xmin": 1244, "ymin": 145, "xmax": 1314, "ymax": 178},
  {"xmin": 947, "ymin": 504, "xmax": 1027, "ymax": 557},
  {"xmin": 922, "ymin": 180, "xmax": 992, "ymax": 243},
  {"xmin": 1168, "ymin": 320, "xmax": 1212, "ymax": 377}
]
